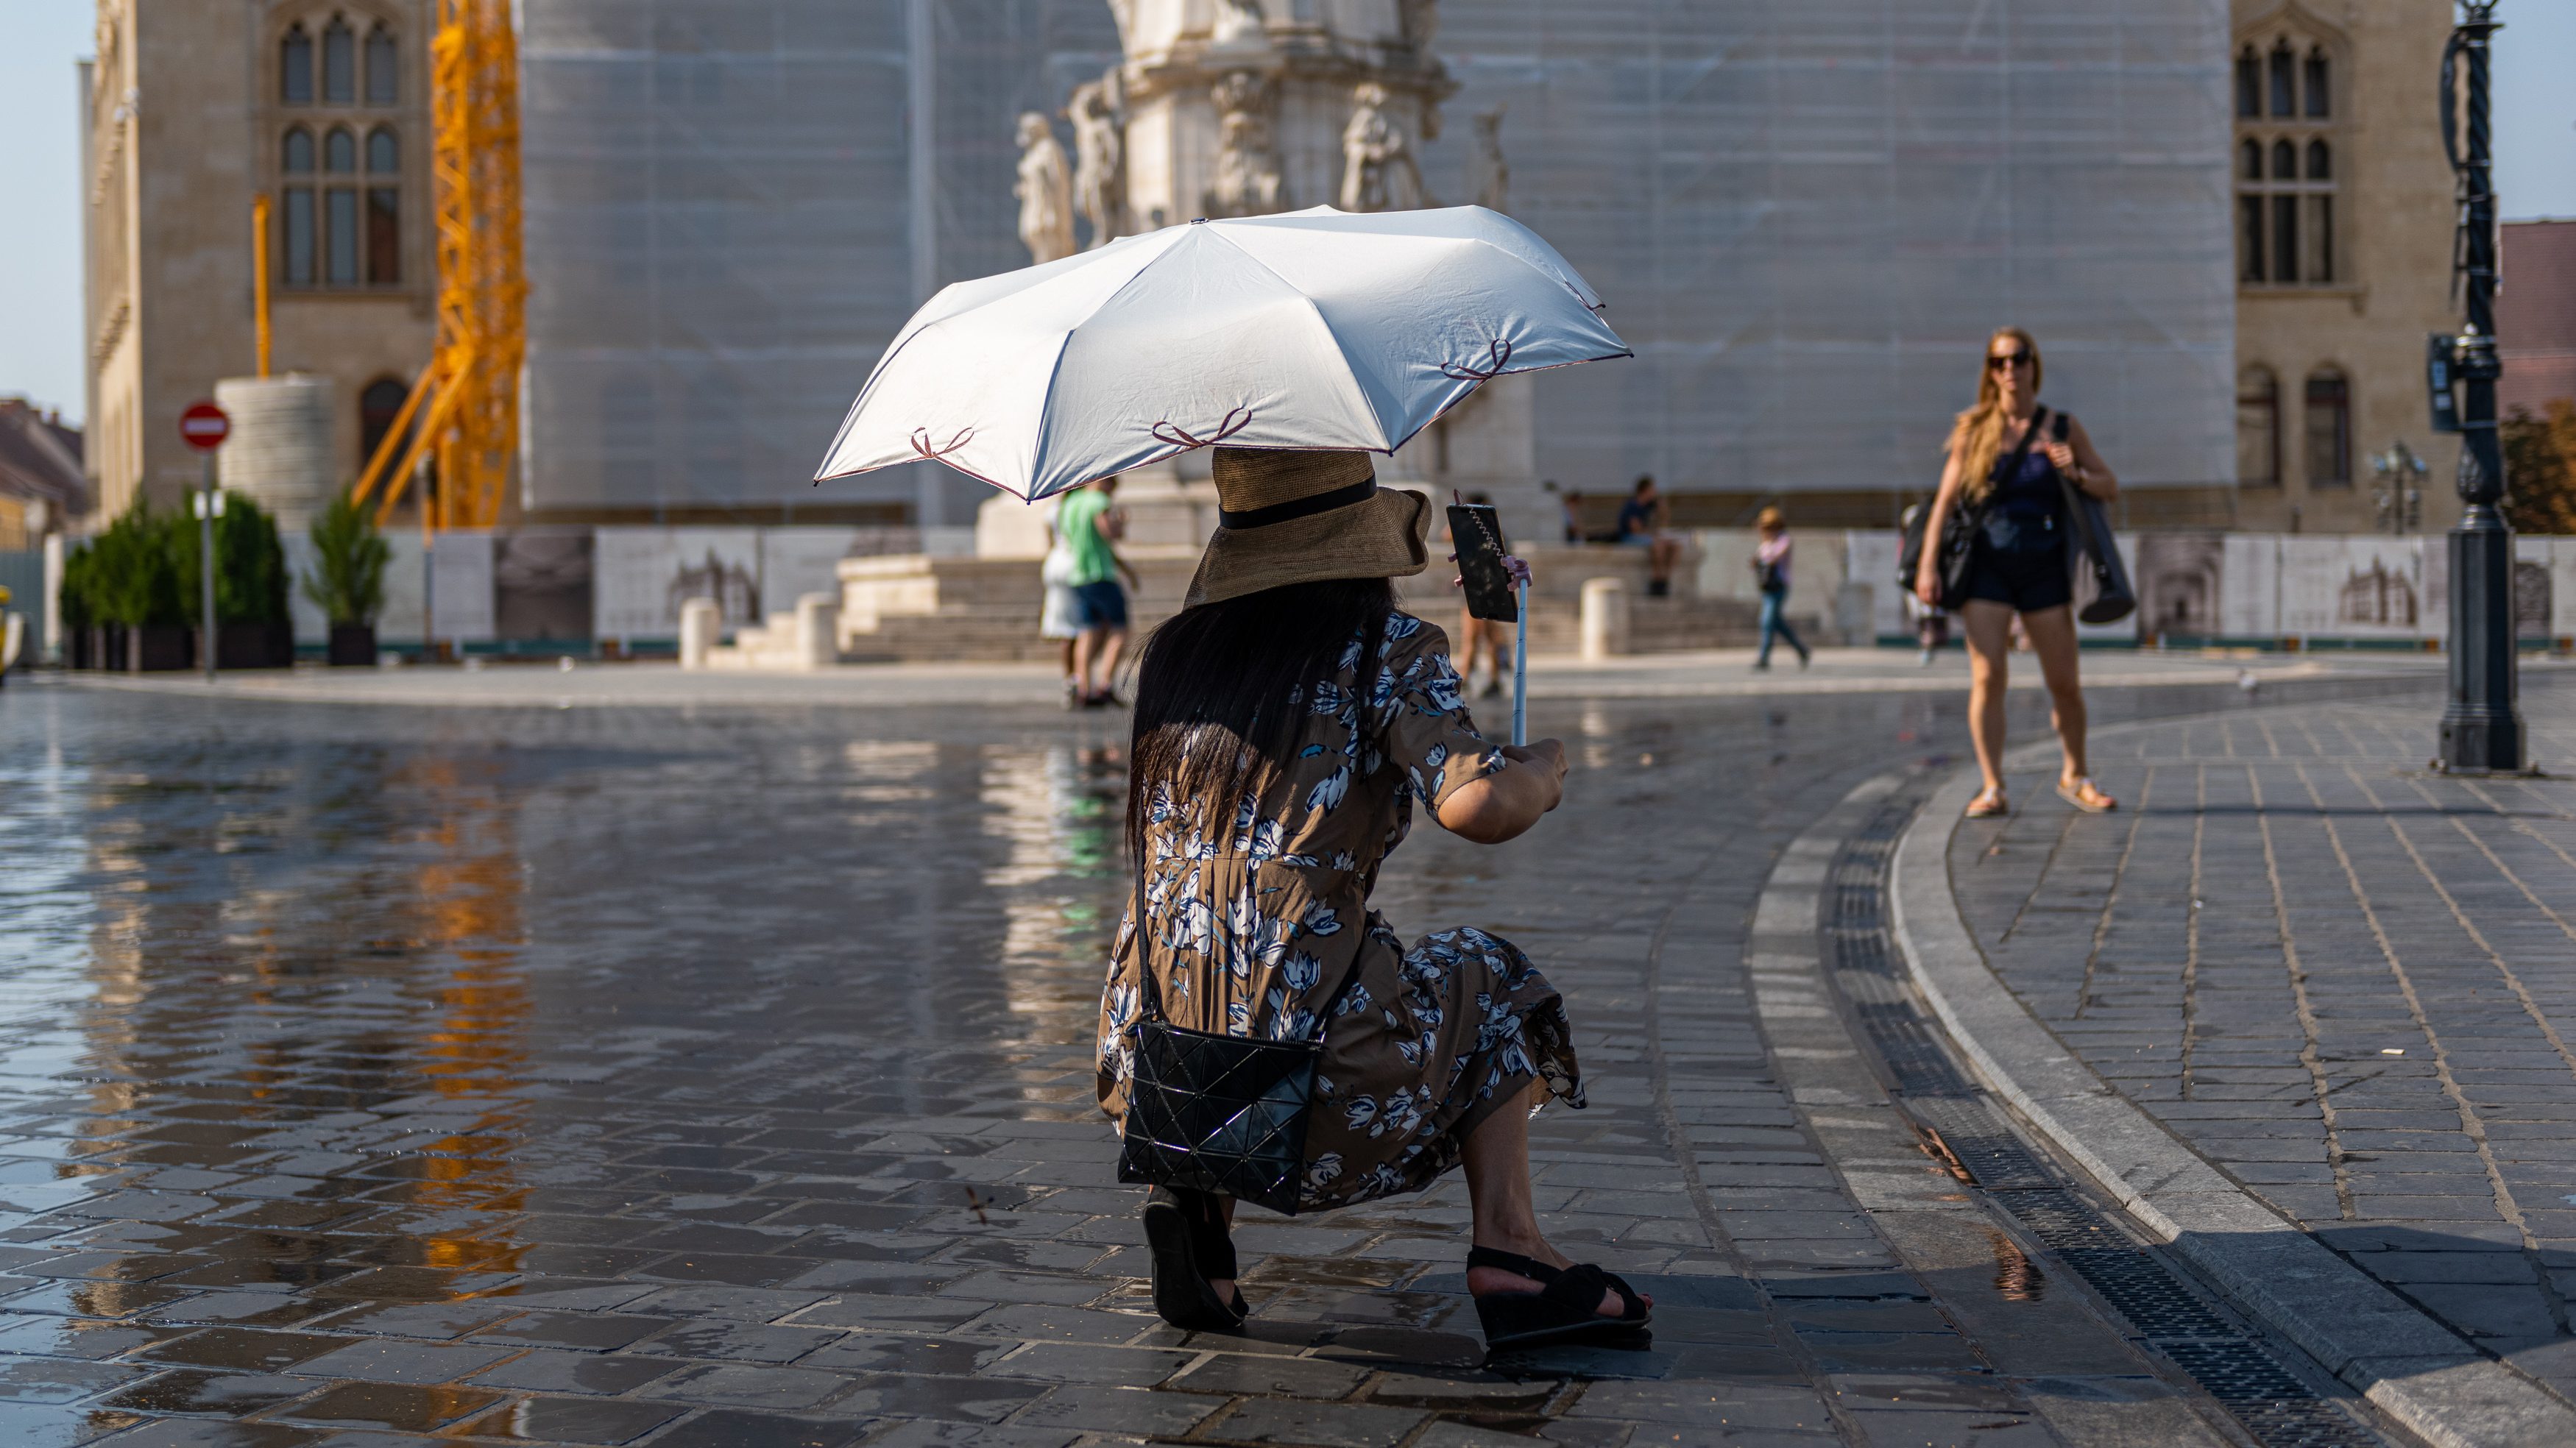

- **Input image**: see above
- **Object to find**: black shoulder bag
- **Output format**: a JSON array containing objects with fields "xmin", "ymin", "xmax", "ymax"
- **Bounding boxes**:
[
  {"xmin": 1114, "ymin": 859, "xmax": 1362, "ymax": 1216},
  {"xmin": 1898, "ymin": 407, "xmax": 2048, "ymax": 612},
  {"xmin": 2048, "ymin": 412, "xmax": 2138, "ymax": 626}
]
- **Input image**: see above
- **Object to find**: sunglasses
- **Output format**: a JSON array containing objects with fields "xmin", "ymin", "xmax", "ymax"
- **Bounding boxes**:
[{"xmin": 1988, "ymin": 350, "xmax": 2034, "ymax": 371}]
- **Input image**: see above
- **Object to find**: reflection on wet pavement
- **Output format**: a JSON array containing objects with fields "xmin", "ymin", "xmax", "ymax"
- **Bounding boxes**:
[{"xmin": 0, "ymin": 678, "xmax": 2413, "ymax": 1446}]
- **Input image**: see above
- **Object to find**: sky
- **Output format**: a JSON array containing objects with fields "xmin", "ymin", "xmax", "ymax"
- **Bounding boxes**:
[{"xmin": 3, "ymin": 1, "xmax": 2571, "ymax": 429}]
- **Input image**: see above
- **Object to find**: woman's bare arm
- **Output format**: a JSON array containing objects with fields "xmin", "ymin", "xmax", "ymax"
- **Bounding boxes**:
[
  {"xmin": 2062, "ymin": 416, "xmax": 2119, "ymax": 501},
  {"xmin": 1436, "ymin": 740, "xmax": 1568, "ymax": 844},
  {"xmin": 1914, "ymin": 443, "xmax": 1967, "ymax": 603}
]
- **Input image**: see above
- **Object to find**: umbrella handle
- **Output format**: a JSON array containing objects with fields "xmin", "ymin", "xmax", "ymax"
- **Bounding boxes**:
[{"xmin": 1512, "ymin": 577, "xmax": 1527, "ymax": 748}]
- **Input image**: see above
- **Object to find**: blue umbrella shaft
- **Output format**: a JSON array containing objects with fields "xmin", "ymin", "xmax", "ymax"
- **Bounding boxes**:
[{"xmin": 1512, "ymin": 578, "xmax": 1528, "ymax": 748}]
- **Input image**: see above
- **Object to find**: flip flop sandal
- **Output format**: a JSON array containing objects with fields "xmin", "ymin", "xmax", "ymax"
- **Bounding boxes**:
[
  {"xmin": 1467, "ymin": 1246, "xmax": 1652, "ymax": 1352},
  {"xmin": 1142, "ymin": 1188, "xmax": 1245, "ymax": 1332},
  {"xmin": 2056, "ymin": 778, "xmax": 2116, "ymax": 814},
  {"xmin": 1964, "ymin": 790, "xmax": 2009, "ymax": 819}
]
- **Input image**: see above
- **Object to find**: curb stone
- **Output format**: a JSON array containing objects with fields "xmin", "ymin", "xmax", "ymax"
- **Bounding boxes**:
[{"xmin": 1890, "ymin": 762, "xmax": 2576, "ymax": 1448}]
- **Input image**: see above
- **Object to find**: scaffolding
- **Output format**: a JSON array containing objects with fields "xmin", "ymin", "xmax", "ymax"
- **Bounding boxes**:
[
  {"xmin": 352, "ymin": 0, "xmax": 526, "ymax": 531},
  {"xmin": 514, "ymin": 1, "xmax": 2233, "ymax": 517}
]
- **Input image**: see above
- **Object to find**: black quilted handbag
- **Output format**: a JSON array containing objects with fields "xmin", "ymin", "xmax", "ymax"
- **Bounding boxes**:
[{"xmin": 1114, "ymin": 870, "xmax": 1361, "ymax": 1217}]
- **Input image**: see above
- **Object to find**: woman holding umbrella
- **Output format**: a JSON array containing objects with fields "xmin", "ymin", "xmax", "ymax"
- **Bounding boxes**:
[
  {"xmin": 1096, "ymin": 446, "xmax": 1649, "ymax": 1347},
  {"xmin": 811, "ymin": 203, "xmax": 1643, "ymax": 1349}
]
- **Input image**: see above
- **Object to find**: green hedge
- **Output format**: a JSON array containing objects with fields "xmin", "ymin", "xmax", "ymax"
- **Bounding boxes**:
[{"xmin": 61, "ymin": 493, "xmax": 290, "ymax": 630}]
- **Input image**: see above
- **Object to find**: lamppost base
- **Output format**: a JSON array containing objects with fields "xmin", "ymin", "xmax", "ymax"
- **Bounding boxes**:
[{"xmin": 2438, "ymin": 509, "xmax": 2522, "ymax": 774}]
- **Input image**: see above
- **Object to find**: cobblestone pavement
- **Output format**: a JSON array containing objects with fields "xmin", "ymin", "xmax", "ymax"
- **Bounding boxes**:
[
  {"xmin": 0, "ymin": 672, "xmax": 2423, "ymax": 1447},
  {"xmin": 1953, "ymin": 676, "xmax": 2576, "ymax": 1410}
]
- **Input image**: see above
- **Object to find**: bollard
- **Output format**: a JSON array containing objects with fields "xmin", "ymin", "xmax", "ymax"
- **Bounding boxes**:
[
  {"xmin": 1579, "ymin": 577, "xmax": 1628, "ymax": 661},
  {"xmin": 793, "ymin": 592, "xmax": 840, "ymax": 670},
  {"xmin": 679, "ymin": 597, "xmax": 720, "ymax": 670}
]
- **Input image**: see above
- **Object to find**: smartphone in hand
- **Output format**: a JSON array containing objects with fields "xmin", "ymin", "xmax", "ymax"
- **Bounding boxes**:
[{"xmin": 1447, "ymin": 503, "xmax": 1518, "ymax": 623}]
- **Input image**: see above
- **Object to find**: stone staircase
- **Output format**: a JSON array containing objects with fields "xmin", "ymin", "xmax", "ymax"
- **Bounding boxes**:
[{"xmin": 832, "ymin": 544, "xmax": 1796, "ymax": 663}]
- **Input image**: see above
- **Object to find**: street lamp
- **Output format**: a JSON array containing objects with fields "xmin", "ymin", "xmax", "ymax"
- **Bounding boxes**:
[
  {"xmin": 2435, "ymin": 1, "xmax": 2522, "ymax": 773},
  {"xmin": 2370, "ymin": 441, "xmax": 2426, "ymax": 535}
]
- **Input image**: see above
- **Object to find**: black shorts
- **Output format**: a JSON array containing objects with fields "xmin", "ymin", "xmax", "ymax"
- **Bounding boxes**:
[{"xmin": 1961, "ymin": 521, "xmax": 2072, "ymax": 614}]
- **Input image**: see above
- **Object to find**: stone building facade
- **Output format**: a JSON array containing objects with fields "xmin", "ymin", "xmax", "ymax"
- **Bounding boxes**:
[
  {"xmin": 2229, "ymin": 0, "xmax": 2463, "ymax": 535},
  {"xmin": 83, "ymin": 0, "xmax": 435, "ymax": 528}
]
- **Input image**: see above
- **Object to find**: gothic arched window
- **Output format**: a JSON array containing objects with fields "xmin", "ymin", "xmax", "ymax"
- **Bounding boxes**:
[
  {"xmin": 365, "ymin": 25, "xmax": 397, "ymax": 105},
  {"xmin": 2238, "ymin": 367, "xmax": 2281, "ymax": 489},
  {"xmin": 2304, "ymin": 370, "xmax": 2351, "ymax": 487},
  {"xmin": 281, "ymin": 24, "xmax": 314, "ymax": 104},
  {"xmin": 359, "ymin": 378, "xmax": 409, "ymax": 466},
  {"xmin": 2236, "ymin": 27, "xmax": 2345, "ymax": 290},
  {"xmin": 322, "ymin": 18, "xmax": 356, "ymax": 104},
  {"xmin": 282, "ymin": 127, "xmax": 316, "ymax": 285},
  {"xmin": 366, "ymin": 127, "xmax": 400, "ymax": 283}
]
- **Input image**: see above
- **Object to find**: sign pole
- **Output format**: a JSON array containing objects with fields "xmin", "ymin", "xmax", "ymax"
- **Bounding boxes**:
[
  {"xmin": 177, "ymin": 400, "xmax": 232, "ymax": 682},
  {"xmin": 199, "ymin": 454, "xmax": 218, "ymax": 683}
]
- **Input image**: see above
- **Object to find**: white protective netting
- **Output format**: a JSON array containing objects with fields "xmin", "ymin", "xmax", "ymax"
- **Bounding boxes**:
[
  {"xmin": 522, "ymin": 1, "xmax": 2234, "ymax": 516},
  {"xmin": 520, "ymin": 0, "xmax": 1120, "ymax": 518}
]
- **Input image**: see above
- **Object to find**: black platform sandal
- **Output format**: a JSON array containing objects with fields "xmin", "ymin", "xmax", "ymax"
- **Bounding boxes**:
[
  {"xmin": 1466, "ymin": 1246, "xmax": 1652, "ymax": 1352},
  {"xmin": 1142, "ymin": 1188, "xmax": 1246, "ymax": 1332}
]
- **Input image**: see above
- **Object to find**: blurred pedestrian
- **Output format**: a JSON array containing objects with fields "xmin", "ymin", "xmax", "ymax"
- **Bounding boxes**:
[
  {"xmin": 1100, "ymin": 447, "xmax": 1647, "ymax": 1349},
  {"xmin": 1058, "ymin": 475, "xmax": 1141, "ymax": 708},
  {"xmin": 1749, "ymin": 507, "xmax": 1809, "ymax": 670},
  {"xmin": 1452, "ymin": 492, "xmax": 1513, "ymax": 698},
  {"xmin": 1038, "ymin": 495, "xmax": 1083, "ymax": 707},
  {"xmin": 1616, "ymin": 476, "xmax": 1680, "ymax": 596},
  {"xmin": 1557, "ymin": 486, "xmax": 1585, "ymax": 544},
  {"xmin": 1914, "ymin": 327, "xmax": 2121, "ymax": 817},
  {"xmin": 1898, "ymin": 503, "xmax": 1948, "ymax": 664}
]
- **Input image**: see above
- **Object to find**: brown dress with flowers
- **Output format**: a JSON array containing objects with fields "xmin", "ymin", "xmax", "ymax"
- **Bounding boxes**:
[{"xmin": 1095, "ymin": 611, "xmax": 1585, "ymax": 1212}]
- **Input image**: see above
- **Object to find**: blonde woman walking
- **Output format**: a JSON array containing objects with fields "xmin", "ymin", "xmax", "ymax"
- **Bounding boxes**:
[{"xmin": 1914, "ymin": 327, "xmax": 2120, "ymax": 818}]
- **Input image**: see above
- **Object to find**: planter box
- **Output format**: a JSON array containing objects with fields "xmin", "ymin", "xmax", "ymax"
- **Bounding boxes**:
[
  {"xmin": 216, "ymin": 621, "xmax": 295, "ymax": 670},
  {"xmin": 327, "ymin": 623, "xmax": 376, "ymax": 667},
  {"xmin": 128, "ymin": 625, "xmax": 192, "ymax": 672}
]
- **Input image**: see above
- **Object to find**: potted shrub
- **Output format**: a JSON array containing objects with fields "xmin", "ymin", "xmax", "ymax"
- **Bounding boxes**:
[
  {"xmin": 86, "ymin": 501, "xmax": 188, "ymax": 670},
  {"xmin": 59, "ymin": 540, "xmax": 96, "ymax": 669},
  {"xmin": 173, "ymin": 492, "xmax": 294, "ymax": 667},
  {"xmin": 301, "ymin": 489, "xmax": 389, "ymax": 666}
]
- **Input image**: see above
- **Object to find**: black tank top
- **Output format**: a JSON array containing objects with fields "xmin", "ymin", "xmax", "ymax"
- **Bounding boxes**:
[{"xmin": 1982, "ymin": 411, "xmax": 2065, "ymax": 553}]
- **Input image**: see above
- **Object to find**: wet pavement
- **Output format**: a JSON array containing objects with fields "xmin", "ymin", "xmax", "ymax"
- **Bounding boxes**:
[{"xmin": 0, "ymin": 670, "xmax": 2433, "ymax": 1447}]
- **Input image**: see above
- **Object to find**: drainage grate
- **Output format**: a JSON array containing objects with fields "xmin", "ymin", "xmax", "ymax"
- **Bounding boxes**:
[{"xmin": 1822, "ymin": 790, "xmax": 2385, "ymax": 1448}]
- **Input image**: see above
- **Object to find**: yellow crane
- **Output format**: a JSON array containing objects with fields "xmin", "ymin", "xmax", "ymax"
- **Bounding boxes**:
[{"xmin": 348, "ymin": 0, "xmax": 524, "ymax": 531}]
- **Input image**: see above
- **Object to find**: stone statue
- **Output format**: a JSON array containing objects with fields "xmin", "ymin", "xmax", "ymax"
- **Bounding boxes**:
[
  {"xmin": 1013, "ymin": 112, "xmax": 1077, "ymax": 264},
  {"xmin": 1069, "ymin": 77, "xmax": 1126, "ymax": 249},
  {"xmin": 1398, "ymin": 0, "xmax": 1439, "ymax": 57},
  {"xmin": 1470, "ymin": 104, "xmax": 1508, "ymax": 214},
  {"xmin": 1211, "ymin": 0, "xmax": 1267, "ymax": 48},
  {"xmin": 1206, "ymin": 71, "xmax": 1285, "ymax": 218},
  {"xmin": 1338, "ymin": 82, "xmax": 1426, "ymax": 213}
]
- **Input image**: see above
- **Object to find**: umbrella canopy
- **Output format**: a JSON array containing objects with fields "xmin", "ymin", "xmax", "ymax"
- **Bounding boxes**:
[{"xmin": 813, "ymin": 205, "xmax": 1630, "ymax": 503}]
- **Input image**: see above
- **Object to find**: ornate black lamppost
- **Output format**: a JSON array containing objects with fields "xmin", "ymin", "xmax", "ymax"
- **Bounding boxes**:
[{"xmin": 2436, "ymin": 1, "xmax": 2521, "ymax": 773}]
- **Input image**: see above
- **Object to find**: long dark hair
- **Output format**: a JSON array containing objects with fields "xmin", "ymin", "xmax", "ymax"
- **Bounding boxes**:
[{"xmin": 1125, "ymin": 578, "xmax": 1395, "ymax": 870}]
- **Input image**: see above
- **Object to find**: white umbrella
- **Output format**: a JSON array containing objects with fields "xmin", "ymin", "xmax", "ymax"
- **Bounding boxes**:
[{"xmin": 813, "ymin": 205, "xmax": 1630, "ymax": 503}]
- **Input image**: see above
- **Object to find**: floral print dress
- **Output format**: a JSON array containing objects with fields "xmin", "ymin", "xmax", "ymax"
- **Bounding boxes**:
[{"xmin": 1096, "ymin": 611, "xmax": 1585, "ymax": 1212}]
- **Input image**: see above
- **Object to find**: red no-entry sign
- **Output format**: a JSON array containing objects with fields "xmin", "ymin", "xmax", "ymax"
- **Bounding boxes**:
[{"xmin": 179, "ymin": 401, "xmax": 230, "ymax": 450}]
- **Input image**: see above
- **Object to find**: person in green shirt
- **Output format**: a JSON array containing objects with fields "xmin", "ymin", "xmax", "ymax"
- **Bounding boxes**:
[{"xmin": 1056, "ymin": 477, "xmax": 1140, "ymax": 707}]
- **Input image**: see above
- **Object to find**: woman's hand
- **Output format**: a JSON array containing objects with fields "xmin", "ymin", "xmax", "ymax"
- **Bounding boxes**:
[
  {"xmin": 1437, "ymin": 738, "xmax": 1567, "ymax": 843},
  {"xmin": 1502, "ymin": 739, "xmax": 1567, "ymax": 811},
  {"xmin": 2044, "ymin": 439, "xmax": 2078, "ymax": 475},
  {"xmin": 1914, "ymin": 567, "xmax": 1940, "ymax": 607}
]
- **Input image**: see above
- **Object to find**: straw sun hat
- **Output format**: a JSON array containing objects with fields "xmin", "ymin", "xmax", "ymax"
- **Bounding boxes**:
[{"xmin": 1183, "ymin": 447, "xmax": 1429, "ymax": 608}]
